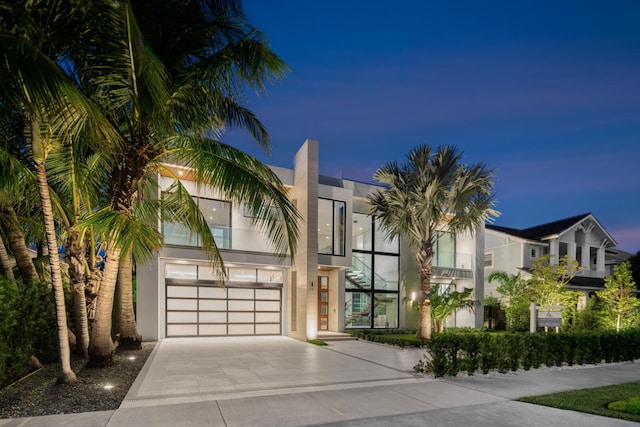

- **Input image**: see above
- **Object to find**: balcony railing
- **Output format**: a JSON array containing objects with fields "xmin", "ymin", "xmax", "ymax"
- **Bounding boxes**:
[
  {"xmin": 432, "ymin": 251, "xmax": 474, "ymax": 279},
  {"xmin": 163, "ymin": 223, "xmax": 285, "ymax": 253}
]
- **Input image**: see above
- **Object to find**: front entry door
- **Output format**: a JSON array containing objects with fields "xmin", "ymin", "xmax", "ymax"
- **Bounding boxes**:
[{"xmin": 318, "ymin": 276, "xmax": 329, "ymax": 330}]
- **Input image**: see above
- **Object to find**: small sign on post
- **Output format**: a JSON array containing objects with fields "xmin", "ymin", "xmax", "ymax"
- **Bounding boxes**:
[
  {"xmin": 537, "ymin": 311, "xmax": 562, "ymax": 327},
  {"xmin": 530, "ymin": 304, "xmax": 565, "ymax": 332}
]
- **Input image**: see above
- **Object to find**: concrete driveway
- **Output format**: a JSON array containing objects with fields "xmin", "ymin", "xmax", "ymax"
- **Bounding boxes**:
[
  {"xmin": 121, "ymin": 336, "xmax": 427, "ymax": 408},
  {"xmin": 5, "ymin": 336, "xmax": 640, "ymax": 426}
]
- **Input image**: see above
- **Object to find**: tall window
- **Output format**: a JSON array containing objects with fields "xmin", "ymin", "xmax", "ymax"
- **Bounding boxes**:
[
  {"xmin": 434, "ymin": 232, "xmax": 455, "ymax": 268},
  {"xmin": 346, "ymin": 214, "xmax": 399, "ymax": 329},
  {"xmin": 318, "ymin": 198, "xmax": 345, "ymax": 256},
  {"xmin": 163, "ymin": 196, "xmax": 231, "ymax": 248}
]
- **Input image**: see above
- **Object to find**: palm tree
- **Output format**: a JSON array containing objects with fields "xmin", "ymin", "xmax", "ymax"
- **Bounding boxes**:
[
  {"xmin": 0, "ymin": 226, "xmax": 14, "ymax": 280},
  {"xmin": 368, "ymin": 145, "xmax": 498, "ymax": 339},
  {"xmin": 431, "ymin": 283, "xmax": 476, "ymax": 333},
  {"xmin": 0, "ymin": 0, "xmax": 122, "ymax": 381},
  {"xmin": 66, "ymin": 0, "xmax": 298, "ymax": 363}
]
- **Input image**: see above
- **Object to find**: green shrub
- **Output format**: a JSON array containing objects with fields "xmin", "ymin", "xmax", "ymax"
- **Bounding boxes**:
[
  {"xmin": 608, "ymin": 397, "xmax": 640, "ymax": 415},
  {"xmin": 459, "ymin": 333, "xmax": 481, "ymax": 375},
  {"xmin": 0, "ymin": 277, "xmax": 57, "ymax": 388},
  {"xmin": 478, "ymin": 333, "xmax": 497, "ymax": 374},
  {"xmin": 418, "ymin": 328, "xmax": 640, "ymax": 377},
  {"xmin": 348, "ymin": 329, "xmax": 428, "ymax": 347}
]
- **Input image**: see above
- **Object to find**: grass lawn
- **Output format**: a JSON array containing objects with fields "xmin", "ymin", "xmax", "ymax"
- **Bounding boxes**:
[{"xmin": 519, "ymin": 382, "xmax": 640, "ymax": 423}]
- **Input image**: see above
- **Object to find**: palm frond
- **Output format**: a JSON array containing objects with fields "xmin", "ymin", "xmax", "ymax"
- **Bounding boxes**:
[
  {"xmin": 79, "ymin": 207, "xmax": 163, "ymax": 265},
  {"xmin": 161, "ymin": 136, "xmax": 300, "ymax": 258}
]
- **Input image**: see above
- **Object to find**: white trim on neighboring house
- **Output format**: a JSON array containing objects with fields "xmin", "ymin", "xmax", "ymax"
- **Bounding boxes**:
[{"xmin": 552, "ymin": 214, "xmax": 618, "ymax": 248}]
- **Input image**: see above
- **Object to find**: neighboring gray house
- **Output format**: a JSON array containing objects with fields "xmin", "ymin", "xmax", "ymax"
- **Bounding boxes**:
[{"xmin": 484, "ymin": 213, "xmax": 631, "ymax": 304}]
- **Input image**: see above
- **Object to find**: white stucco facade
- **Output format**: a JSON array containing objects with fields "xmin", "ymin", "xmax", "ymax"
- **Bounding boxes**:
[{"xmin": 137, "ymin": 139, "xmax": 486, "ymax": 341}]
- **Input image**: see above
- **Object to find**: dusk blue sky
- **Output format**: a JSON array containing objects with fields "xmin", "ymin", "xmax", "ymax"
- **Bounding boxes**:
[{"xmin": 222, "ymin": 1, "xmax": 640, "ymax": 253}]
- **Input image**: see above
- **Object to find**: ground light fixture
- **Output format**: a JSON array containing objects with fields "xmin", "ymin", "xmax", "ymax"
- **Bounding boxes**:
[
  {"xmin": 103, "ymin": 384, "xmax": 114, "ymax": 390},
  {"xmin": 127, "ymin": 356, "xmax": 136, "ymax": 361}
]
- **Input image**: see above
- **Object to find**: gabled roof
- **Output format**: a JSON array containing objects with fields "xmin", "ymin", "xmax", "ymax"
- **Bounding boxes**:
[
  {"xmin": 517, "ymin": 213, "xmax": 591, "ymax": 240},
  {"xmin": 486, "ymin": 213, "xmax": 617, "ymax": 247}
]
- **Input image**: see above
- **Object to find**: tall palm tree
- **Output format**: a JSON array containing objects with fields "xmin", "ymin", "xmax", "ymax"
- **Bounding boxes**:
[
  {"xmin": 67, "ymin": 0, "xmax": 298, "ymax": 363},
  {"xmin": 368, "ymin": 145, "xmax": 498, "ymax": 339},
  {"xmin": 0, "ymin": 0, "xmax": 122, "ymax": 381}
]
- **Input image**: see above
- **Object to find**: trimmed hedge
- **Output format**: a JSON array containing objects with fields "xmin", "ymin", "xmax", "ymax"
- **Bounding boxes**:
[
  {"xmin": 0, "ymin": 278, "xmax": 58, "ymax": 388},
  {"xmin": 348, "ymin": 329, "xmax": 428, "ymax": 347},
  {"xmin": 416, "ymin": 329, "xmax": 640, "ymax": 377}
]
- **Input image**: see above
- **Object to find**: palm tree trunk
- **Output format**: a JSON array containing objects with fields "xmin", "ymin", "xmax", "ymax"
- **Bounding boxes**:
[
  {"xmin": 34, "ymin": 161, "xmax": 77, "ymax": 383},
  {"xmin": 114, "ymin": 248, "xmax": 142, "ymax": 349},
  {"xmin": 416, "ymin": 246, "xmax": 434, "ymax": 340},
  {"xmin": 0, "ymin": 205, "xmax": 39, "ymax": 283},
  {"xmin": 88, "ymin": 245, "xmax": 121, "ymax": 366},
  {"xmin": 66, "ymin": 226, "xmax": 90, "ymax": 358},
  {"xmin": 0, "ymin": 234, "xmax": 15, "ymax": 280}
]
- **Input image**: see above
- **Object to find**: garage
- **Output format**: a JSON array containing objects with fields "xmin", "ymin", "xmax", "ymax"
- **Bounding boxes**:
[{"xmin": 164, "ymin": 263, "xmax": 283, "ymax": 337}]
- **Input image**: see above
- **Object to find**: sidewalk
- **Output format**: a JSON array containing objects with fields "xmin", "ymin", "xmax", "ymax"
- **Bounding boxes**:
[{"xmin": 1, "ymin": 337, "xmax": 639, "ymax": 426}]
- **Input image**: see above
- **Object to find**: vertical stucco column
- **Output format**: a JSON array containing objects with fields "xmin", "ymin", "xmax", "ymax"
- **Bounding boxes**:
[
  {"xmin": 581, "ymin": 244, "xmax": 590, "ymax": 270},
  {"xmin": 597, "ymin": 246, "xmax": 605, "ymax": 274},
  {"xmin": 549, "ymin": 239, "xmax": 559, "ymax": 263},
  {"xmin": 288, "ymin": 139, "xmax": 319, "ymax": 341},
  {"xmin": 567, "ymin": 242, "xmax": 577, "ymax": 262},
  {"xmin": 474, "ymin": 223, "xmax": 485, "ymax": 328}
]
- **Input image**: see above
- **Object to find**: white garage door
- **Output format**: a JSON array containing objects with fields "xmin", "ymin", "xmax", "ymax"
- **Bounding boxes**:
[{"xmin": 166, "ymin": 281, "xmax": 282, "ymax": 337}]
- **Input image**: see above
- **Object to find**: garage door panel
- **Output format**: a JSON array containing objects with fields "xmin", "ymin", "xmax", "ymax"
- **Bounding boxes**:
[
  {"xmin": 256, "ymin": 324, "xmax": 280, "ymax": 335},
  {"xmin": 228, "ymin": 312, "xmax": 254, "ymax": 323},
  {"xmin": 228, "ymin": 288, "xmax": 254, "ymax": 299},
  {"xmin": 167, "ymin": 324, "xmax": 198, "ymax": 336},
  {"xmin": 228, "ymin": 300, "xmax": 254, "ymax": 311},
  {"xmin": 167, "ymin": 286, "xmax": 198, "ymax": 298},
  {"xmin": 256, "ymin": 289, "xmax": 280, "ymax": 300},
  {"xmin": 256, "ymin": 312, "xmax": 280, "ymax": 323},
  {"xmin": 199, "ymin": 312, "xmax": 226, "ymax": 323},
  {"xmin": 228, "ymin": 324, "xmax": 254, "ymax": 335},
  {"xmin": 200, "ymin": 287, "xmax": 226, "ymax": 298},
  {"xmin": 167, "ymin": 298, "xmax": 198, "ymax": 311},
  {"xmin": 255, "ymin": 300, "xmax": 280, "ymax": 311},
  {"xmin": 199, "ymin": 324, "xmax": 227, "ymax": 335},
  {"xmin": 167, "ymin": 312, "xmax": 198, "ymax": 323},
  {"xmin": 199, "ymin": 299, "xmax": 227, "ymax": 310}
]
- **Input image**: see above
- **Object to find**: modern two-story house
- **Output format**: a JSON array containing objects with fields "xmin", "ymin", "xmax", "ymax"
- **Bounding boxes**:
[
  {"xmin": 136, "ymin": 139, "xmax": 486, "ymax": 341},
  {"xmin": 484, "ymin": 213, "xmax": 628, "ymax": 303}
]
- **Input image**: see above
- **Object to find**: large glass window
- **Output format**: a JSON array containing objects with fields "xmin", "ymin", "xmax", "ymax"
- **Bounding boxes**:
[
  {"xmin": 318, "ymin": 198, "xmax": 345, "ymax": 256},
  {"xmin": 200, "ymin": 198, "xmax": 231, "ymax": 249},
  {"xmin": 373, "ymin": 293, "xmax": 399, "ymax": 328},
  {"xmin": 434, "ymin": 232, "xmax": 455, "ymax": 268},
  {"xmin": 347, "ymin": 253, "xmax": 372, "ymax": 290},
  {"xmin": 352, "ymin": 213, "xmax": 372, "ymax": 251},
  {"xmin": 163, "ymin": 197, "xmax": 231, "ymax": 248},
  {"xmin": 374, "ymin": 218, "xmax": 399, "ymax": 254},
  {"xmin": 373, "ymin": 254, "xmax": 399, "ymax": 291},
  {"xmin": 345, "ymin": 292, "xmax": 371, "ymax": 328},
  {"xmin": 347, "ymin": 214, "xmax": 399, "ymax": 329}
]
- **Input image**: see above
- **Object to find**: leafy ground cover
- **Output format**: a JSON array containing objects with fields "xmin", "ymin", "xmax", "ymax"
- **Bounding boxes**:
[{"xmin": 519, "ymin": 381, "xmax": 640, "ymax": 423}]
